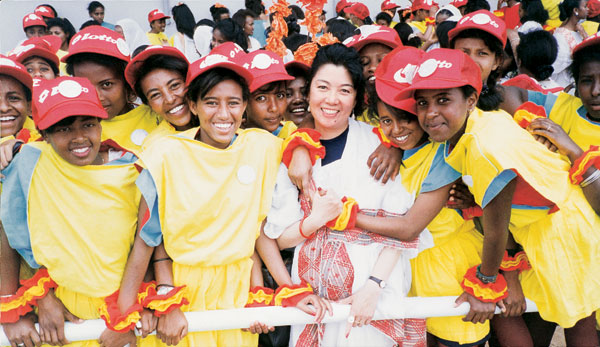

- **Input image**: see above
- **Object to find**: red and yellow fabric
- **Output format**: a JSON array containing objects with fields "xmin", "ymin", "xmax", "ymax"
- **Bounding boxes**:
[
  {"xmin": 99, "ymin": 290, "xmax": 143, "ymax": 332},
  {"xmin": 273, "ymin": 282, "xmax": 313, "ymax": 307},
  {"xmin": 281, "ymin": 128, "xmax": 326, "ymax": 167},
  {"xmin": 326, "ymin": 196, "xmax": 359, "ymax": 230},
  {"xmin": 20, "ymin": 117, "xmax": 41, "ymax": 142},
  {"xmin": 568, "ymin": 145, "xmax": 600, "ymax": 185},
  {"xmin": 276, "ymin": 120, "xmax": 298, "ymax": 139},
  {"xmin": 425, "ymin": 16, "xmax": 436, "ymax": 26},
  {"xmin": 461, "ymin": 266, "xmax": 508, "ymax": 303},
  {"xmin": 372, "ymin": 126, "xmax": 399, "ymax": 148},
  {"xmin": 0, "ymin": 269, "xmax": 57, "ymax": 323},
  {"xmin": 499, "ymin": 251, "xmax": 531, "ymax": 273},
  {"xmin": 141, "ymin": 285, "xmax": 189, "ymax": 316},
  {"xmin": 101, "ymin": 104, "xmax": 161, "ymax": 156},
  {"xmin": 444, "ymin": 108, "xmax": 600, "ymax": 328},
  {"xmin": 245, "ymin": 286, "xmax": 274, "ymax": 307},
  {"xmin": 546, "ymin": 92, "xmax": 600, "ymax": 151},
  {"xmin": 514, "ymin": 101, "xmax": 548, "ymax": 129}
]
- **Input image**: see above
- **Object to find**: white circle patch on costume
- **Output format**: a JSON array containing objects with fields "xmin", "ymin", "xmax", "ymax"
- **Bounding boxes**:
[
  {"xmin": 130, "ymin": 129, "xmax": 148, "ymax": 146},
  {"xmin": 237, "ymin": 165, "xmax": 257, "ymax": 185},
  {"xmin": 462, "ymin": 175, "xmax": 474, "ymax": 187},
  {"xmin": 58, "ymin": 80, "xmax": 84, "ymax": 98},
  {"xmin": 116, "ymin": 38, "xmax": 131, "ymax": 57},
  {"xmin": 418, "ymin": 59, "xmax": 438, "ymax": 77}
]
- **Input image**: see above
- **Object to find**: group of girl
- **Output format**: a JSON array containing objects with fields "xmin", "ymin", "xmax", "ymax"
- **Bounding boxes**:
[{"xmin": 1, "ymin": 4, "xmax": 600, "ymax": 347}]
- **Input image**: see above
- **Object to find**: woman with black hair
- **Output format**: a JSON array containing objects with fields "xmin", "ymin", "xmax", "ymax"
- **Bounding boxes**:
[
  {"xmin": 211, "ymin": 18, "xmax": 249, "ymax": 52},
  {"xmin": 395, "ymin": 22, "xmax": 423, "ymax": 47},
  {"xmin": 325, "ymin": 19, "xmax": 358, "ymax": 42},
  {"xmin": 170, "ymin": 3, "xmax": 200, "ymax": 62},
  {"xmin": 210, "ymin": 4, "xmax": 230, "ymax": 22},
  {"xmin": 552, "ymin": 0, "xmax": 589, "ymax": 87},
  {"xmin": 375, "ymin": 12, "xmax": 393, "ymax": 26},
  {"xmin": 519, "ymin": 0, "xmax": 550, "ymax": 26},
  {"xmin": 245, "ymin": 0, "xmax": 268, "ymax": 46},
  {"xmin": 87, "ymin": 1, "xmax": 115, "ymax": 30},
  {"xmin": 233, "ymin": 9, "xmax": 262, "ymax": 52}
]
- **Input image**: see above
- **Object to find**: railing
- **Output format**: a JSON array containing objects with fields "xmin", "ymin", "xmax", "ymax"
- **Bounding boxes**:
[{"xmin": 0, "ymin": 296, "xmax": 538, "ymax": 345}]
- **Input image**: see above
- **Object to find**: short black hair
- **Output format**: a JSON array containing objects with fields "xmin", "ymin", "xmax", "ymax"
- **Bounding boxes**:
[
  {"xmin": 289, "ymin": 5, "xmax": 305, "ymax": 19},
  {"xmin": 79, "ymin": 19, "xmax": 101, "ymax": 30},
  {"xmin": 172, "ymin": 3, "xmax": 196, "ymax": 39},
  {"xmin": 245, "ymin": 0, "xmax": 265, "ymax": 17},
  {"xmin": 23, "ymin": 55, "xmax": 59, "ymax": 76},
  {"xmin": 520, "ymin": 0, "xmax": 549, "ymax": 25},
  {"xmin": 133, "ymin": 54, "xmax": 188, "ymax": 104},
  {"xmin": 464, "ymin": 0, "xmax": 490, "ymax": 14},
  {"xmin": 46, "ymin": 17, "xmax": 76, "ymax": 47},
  {"xmin": 196, "ymin": 19, "xmax": 215, "ymax": 28},
  {"xmin": 395, "ymin": 23, "xmax": 422, "ymax": 47},
  {"xmin": 214, "ymin": 18, "xmax": 248, "ymax": 52},
  {"xmin": 284, "ymin": 33, "xmax": 310, "ymax": 52},
  {"xmin": 87, "ymin": 1, "xmax": 104, "ymax": 13},
  {"xmin": 45, "ymin": 116, "xmax": 98, "ymax": 134},
  {"xmin": 572, "ymin": 45, "xmax": 600, "ymax": 85},
  {"xmin": 187, "ymin": 67, "xmax": 249, "ymax": 103},
  {"xmin": 375, "ymin": 12, "xmax": 392, "ymax": 25},
  {"xmin": 517, "ymin": 29, "xmax": 557, "ymax": 81},
  {"xmin": 210, "ymin": 4, "xmax": 230, "ymax": 22},
  {"xmin": 325, "ymin": 19, "xmax": 358, "ymax": 42},
  {"xmin": 308, "ymin": 43, "xmax": 365, "ymax": 116},
  {"xmin": 436, "ymin": 20, "xmax": 457, "ymax": 48}
]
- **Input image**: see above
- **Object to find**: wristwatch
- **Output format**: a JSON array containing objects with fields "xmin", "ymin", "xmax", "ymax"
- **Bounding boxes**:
[{"xmin": 368, "ymin": 276, "xmax": 387, "ymax": 289}]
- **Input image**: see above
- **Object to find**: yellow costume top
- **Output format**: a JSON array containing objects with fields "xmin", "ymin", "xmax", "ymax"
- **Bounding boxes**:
[
  {"xmin": 141, "ymin": 119, "xmax": 180, "ymax": 151},
  {"xmin": 146, "ymin": 32, "xmax": 170, "ymax": 46},
  {"xmin": 273, "ymin": 121, "xmax": 297, "ymax": 139},
  {"xmin": 1, "ymin": 141, "xmax": 140, "ymax": 298},
  {"xmin": 442, "ymin": 108, "xmax": 600, "ymax": 327},
  {"xmin": 409, "ymin": 20, "xmax": 427, "ymax": 33},
  {"xmin": 56, "ymin": 49, "xmax": 68, "ymax": 76},
  {"xmin": 101, "ymin": 104, "xmax": 161, "ymax": 155},
  {"xmin": 528, "ymin": 90, "xmax": 600, "ymax": 150},
  {"xmin": 137, "ymin": 127, "xmax": 282, "ymax": 266}
]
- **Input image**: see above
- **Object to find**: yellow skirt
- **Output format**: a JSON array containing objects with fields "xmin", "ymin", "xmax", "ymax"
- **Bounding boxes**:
[
  {"xmin": 170, "ymin": 258, "xmax": 257, "ymax": 347},
  {"xmin": 410, "ymin": 224, "xmax": 487, "ymax": 345},
  {"xmin": 513, "ymin": 188, "xmax": 600, "ymax": 328}
]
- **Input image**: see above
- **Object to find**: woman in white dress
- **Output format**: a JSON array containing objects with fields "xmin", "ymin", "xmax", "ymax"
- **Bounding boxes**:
[
  {"xmin": 264, "ymin": 43, "xmax": 431, "ymax": 347},
  {"xmin": 552, "ymin": 0, "xmax": 588, "ymax": 87}
]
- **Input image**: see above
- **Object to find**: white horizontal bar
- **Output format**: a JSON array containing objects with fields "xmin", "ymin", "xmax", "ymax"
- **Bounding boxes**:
[{"xmin": 0, "ymin": 296, "xmax": 538, "ymax": 345}]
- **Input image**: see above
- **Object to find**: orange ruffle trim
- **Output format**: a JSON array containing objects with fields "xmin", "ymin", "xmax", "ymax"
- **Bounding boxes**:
[
  {"xmin": 273, "ymin": 282, "xmax": 313, "ymax": 307},
  {"xmin": 461, "ymin": 265, "xmax": 508, "ymax": 303},
  {"xmin": 245, "ymin": 286, "xmax": 275, "ymax": 307},
  {"xmin": 326, "ymin": 197, "xmax": 359, "ymax": 231},
  {"xmin": 0, "ymin": 269, "xmax": 57, "ymax": 323},
  {"xmin": 500, "ymin": 251, "xmax": 531, "ymax": 273},
  {"xmin": 569, "ymin": 145, "xmax": 600, "ymax": 185},
  {"xmin": 281, "ymin": 129, "xmax": 326, "ymax": 167},
  {"xmin": 514, "ymin": 101, "xmax": 547, "ymax": 129}
]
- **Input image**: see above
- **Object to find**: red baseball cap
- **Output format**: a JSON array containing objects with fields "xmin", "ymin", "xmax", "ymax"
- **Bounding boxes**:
[
  {"xmin": 411, "ymin": 0, "xmax": 433, "ymax": 12},
  {"xmin": 336, "ymin": 0, "xmax": 354, "ymax": 13},
  {"xmin": 8, "ymin": 36, "xmax": 61, "ymax": 70},
  {"xmin": 33, "ymin": 77, "xmax": 108, "ymax": 130},
  {"xmin": 344, "ymin": 25, "xmax": 403, "ymax": 52},
  {"xmin": 125, "ymin": 45, "xmax": 189, "ymax": 89},
  {"xmin": 573, "ymin": 31, "xmax": 600, "ymax": 53},
  {"xmin": 23, "ymin": 13, "xmax": 47, "ymax": 30},
  {"xmin": 451, "ymin": 0, "xmax": 468, "ymax": 7},
  {"xmin": 381, "ymin": 0, "xmax": 400, "ymax": 11},
  {"xmin": 242, "ymin": 50, "xmax": 293, "ymax": 93},
  {"xmin": 396, "ymin": 48, "xmax": 482, "ymax": 100},
  {"xmin": 346, "ymin": 3, "xmax": 370, "ymax": 20},
  {"xmin": 0, "ymin": 55, "xmax": 33, "ymax": 94},
  {"xmin": 34, "ymin": 5, "xmax": 56, "ymax": 18},
  {"xmin": 186, "ymin": 42, "xmax": 251, "ymax": 87},
  {"xmin": 62, "ymin": 26, "xmax": 130, "ymax": 63},
  {"xmin": 588, "ymin": 0, "xmax": 600, "ymax": 17},
  {"xmin": 375, "ymin": 46, "xmax": 423, "ymax": 114},
  {"xmin": 148, "ymin": 9, "xmax": 171, "ymax": 23},
  {"xmin": 448, "ymin": 10, "xmax": 507, "ymax": 47}
]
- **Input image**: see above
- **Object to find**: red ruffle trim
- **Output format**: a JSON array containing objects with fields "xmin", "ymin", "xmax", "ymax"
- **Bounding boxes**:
[
  {"xmin": 461, "ymin": 265, "xmax": 508, "ymax": 303},
  {"xmin": 274, "ymin": 282, "xmax": 314, "ymax": 307},
  {"xmin": 281, "ymin": 129, "xmax": 326, "ymax": 167},
  {"xmin": 0, "ymin": 269, "xmax": 57, "ymax": 323}
]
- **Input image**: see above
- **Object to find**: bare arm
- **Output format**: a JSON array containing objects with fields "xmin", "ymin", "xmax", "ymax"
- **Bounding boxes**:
[
  {"xmin": 355, "ymin": 184, "xmax": 451, "ymax": 241},
  {"xmin": 256, "ymin": 225, "xmax": 292, "ymax": 286},
  {"xmin": 0, "ymin": 222, "xmax": 20, "ymax": 295},
  {"xmin": 499, "ymin": 85, "xmax": 529, "ymax": 116}
]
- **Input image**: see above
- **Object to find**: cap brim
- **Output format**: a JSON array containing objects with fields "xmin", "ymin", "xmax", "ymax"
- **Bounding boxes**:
[
  {"xmin": 37, "ymin": 100, "xmax": 108, "ymax": 130},
  {"xmin": 574, "ymin": 36, "xmax": 600, "ymax": 54},
  {"xmin": 448, "ymin": 24, "xmax": 506, "ymax": 47},
  {"xmin": 396, "ymin": 78, "xmax": 470, "ymax": 100},
  {"xmin": 249, "ymin": 73, "xmax": 294, "ymax": 93},
  {"xmin": 187, "ymin": 61, "xmax": 253, "ymax": 87},
  {"xmin": 375, "ymin": 78, "xmax": 416, "ymax": 114},
  {"xmin": 348, "ymin": 37, "xmax": 401, "ymax": 52},
  {"xmin": 125, "ymin": 47, "xmax": 188, "ymax": 89},
  {"xmin": 0, "ymin": 67, "xmax": 33, "ymax": 93},
  {"xmin": 15, "ymin": 48, "xmax": 60, "ymax": 70}
]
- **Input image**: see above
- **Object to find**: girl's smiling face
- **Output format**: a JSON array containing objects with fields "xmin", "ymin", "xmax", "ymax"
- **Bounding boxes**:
[
  {"xmin": 24, "ymin": 57, "xmax": 56, "ymax": 80},
  {"xmin": 414, "ymin": 87, "xmax": 477, "ymax": 145},
  {"xmin": 0, "ymin": 75, "xmax": 30, "ymax": 138},
  {"xmin": 377, "ymin": 101, "xmax": 427, "ymax": 150},
  {"xmin": 43, "ymin": 116, "xmax": 103, "ymax": 166},
  {"xmin": 246, "ymin": 81, "xmax": 287, "ymax": 133},
  {"xmin": 140, "ymin": 68, "xmax": 191, "ymax": 130}
]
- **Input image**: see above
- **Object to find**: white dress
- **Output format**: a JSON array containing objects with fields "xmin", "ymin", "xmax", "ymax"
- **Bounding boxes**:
[
  {"xmin": 265, "ymin": 119, "xmax": 432, "ymax": 347},
  {"xmin": 552, "ymin": 27, "xmax": 583, "ymax": 88}
]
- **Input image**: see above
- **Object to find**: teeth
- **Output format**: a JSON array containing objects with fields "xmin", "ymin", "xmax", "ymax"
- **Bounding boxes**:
[
  {"xmin": 292, "ymin": 108, "xmax": 305, "ymax": 113},
  {"xmin": 214, "ymin": 123, "xmax": 232, "ymax": 129},
  {"xmin": 72, "ymin": 147, "xmax": 89, "ymax": 154},
  {"xmin": 369, "ymin": 76, "xmax": 375, "ymax": 81},
  {"xmin": 0, "ymin": 116, "xmax": 16, "ymax": 121},
  {"xmin": 168, "ymin": 105, "xmax": 184, "ymax": 114},
  {"xmin": 322, "ymin": 109, "xmax": 337, "ymax": 115},
  {"xmin": 395, "ymin": 134, "xmax": 409, "ymax": 142}
]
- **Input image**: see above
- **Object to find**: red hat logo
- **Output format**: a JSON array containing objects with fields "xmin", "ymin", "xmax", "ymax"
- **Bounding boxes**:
[
  {"xmin": 200, "ymin": 54, "xmax": 229, "ymax": 68},
  {"xmin": 9, "ymin": 44, "xmax": 35, "ymax": 58},
  {"xmin": 38, "ymin": 80, "xmax": 88, "ymax": 104},
  {"xmin": 460, "ymin": 13, "xmax": 500, "ymax": 28},
  {"xmin": 0, "ymin": 57, "xmax": 19, "ymax": 68},
  {"xmin": 25, "ymin": 14, "xmax": 41, "ymax": 22},
  {"xmin": 250, "ymin": 53, "xmax": 278, "ymax": 70},
  {"xmin": 417, "ymin": 58, "xmax": 453, "ymax": 77},
  {"xmin": 393, "ymin": 64, "xmax": 418, "ymax": 84}
]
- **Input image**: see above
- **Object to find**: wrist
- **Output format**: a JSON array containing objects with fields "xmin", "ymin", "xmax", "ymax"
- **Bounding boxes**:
[
  {"xmin": 302, "ymin": 215, "xmax": 321, "ymax": 236},
  {"xmin": 567, "ymin": 147, "xmax": 584, "ymax": 164}
]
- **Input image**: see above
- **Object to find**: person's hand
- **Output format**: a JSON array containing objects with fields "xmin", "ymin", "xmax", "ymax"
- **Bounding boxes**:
[
  {"xmin": 137, "ymin": 308, "xmax": 158, "ymax": 338},
  {"xmin": 501, "ymin": 271, "xmax": 526, "ymax": 317},
  {"xmin": 309, "ymin": 188, "xmax": 343, "ymax": 226},
  {"xmin": 367, "ymin": 144, "xmax": 401, "ymax": 184},
  {"xmin": 338, "ymin": 280, "xmax": 381, "ymax": 338},
  {"xmin": 37, "ymin": 290, "xmax": 83, "ymax": 345},
  {"xmin": 455, "ymin": 291, "xmax": 505, "ymax": 324},
  {"xmin": 1, "ymin": 313, "xmax": 42, "ymax": 347},
  {"xmin": 242, "ymin": 321, "xmax": 274, "ymax": 334},
  {"xmin": 295, "ymin": 293, "xmax": 333, "ymax": 324},
  {"xmin": 0, "ymin": 139, "xmax": 22, "ymax": 175},
  {"xmin": 575, "ymin": 23, "xmax": 588, "ymax": 39},
  {"xmin": 447, "ymin": 182, "xmax": 476, "ymax": 210},
  {"xmin": 528, "ymin": 118, "xmax": 583, "ymax": 162},
  {"xmin": 288, "ymin": 146, "xmax": 315, "ymax": 197},
  {"xmin": 98, "ymin": 328, "xmax": 137, "ymax": 347},
  {"xmin": 156, "ymin": 307, "xmax": 188, "ymax": 346}
]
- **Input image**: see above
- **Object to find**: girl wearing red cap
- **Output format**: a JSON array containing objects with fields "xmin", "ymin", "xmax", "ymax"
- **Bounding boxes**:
[
  {"xmin": 64, "ymin": 26, "xmax": 161, "ymax": 155},
  {"xmin": 1, "ymin": 76, "xmax": 158, "ymax": 347},
  {"xmin": 124, "ymin": 46, "xmax": 197, "ymax": 149},
  {"xmin": 8, "ymin": 37, "xmax": 61, "ymax": 80},
  {"xmin": 265, "ymin": 43, "xmax": 429, "ymax": 347},
  {"xmin": 404, "ymin": 48, "xmax": 600, "ymax": 346},
  {"xmin": 115, "ymin": 49, "xmax": 328, "ymax": 346}
]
